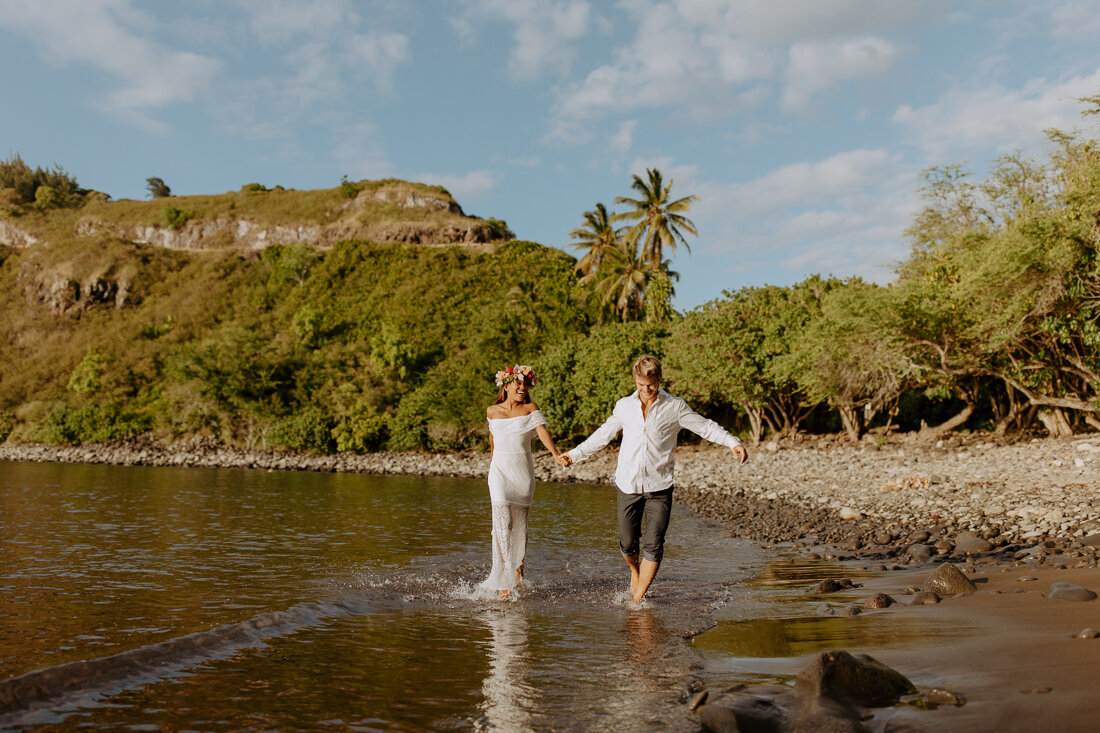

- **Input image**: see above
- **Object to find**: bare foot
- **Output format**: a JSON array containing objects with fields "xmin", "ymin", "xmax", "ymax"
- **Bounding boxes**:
[
  {"xmin": 629, "ymin": 567, "xmax": 640, "ymax": 596},
  {"xmin": 498, "ymin": 589, "xmax": 512, "ymax": 600}
]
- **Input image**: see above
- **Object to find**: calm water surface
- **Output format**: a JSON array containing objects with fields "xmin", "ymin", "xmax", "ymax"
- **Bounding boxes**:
[{"xmin": 0, "ymin": 461, "xmax": 973, "ymax": 731}]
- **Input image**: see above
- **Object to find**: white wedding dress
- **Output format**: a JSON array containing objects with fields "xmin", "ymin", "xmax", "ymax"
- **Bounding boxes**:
[{"xmin": 481, "ymin": 410, "xmax": 546, "ymax": 593}]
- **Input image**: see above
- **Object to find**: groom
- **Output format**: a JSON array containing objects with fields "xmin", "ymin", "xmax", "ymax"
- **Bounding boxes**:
[{"xmin": 557, "ymin": 355, "xmax": 747, "ymax": 602}]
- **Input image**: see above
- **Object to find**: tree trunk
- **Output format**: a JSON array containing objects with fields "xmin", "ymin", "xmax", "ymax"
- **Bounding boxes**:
[
  {"xmin": 742, "ymin": 404, "xmax": 765, "ymax": 445},
  {"xmin": 1085, "ymin": 414, "xmax": 1100, "ymax": 432},
  {"xmin": 1037, "ymin": 408, "xmax": 1074, "ymax": 437},
  {"xmin": 837, "ymin": 405, "xmax": 862, "ymax": 442},
  {"xmin": 917, "ymin": 400, "xmax": 976, "ymax": 442}
]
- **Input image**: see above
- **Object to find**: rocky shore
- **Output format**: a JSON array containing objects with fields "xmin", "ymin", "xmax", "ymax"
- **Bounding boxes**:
[{"xmin": 3, "ymin": 432, "xmax": 1099, "ymax": 560}]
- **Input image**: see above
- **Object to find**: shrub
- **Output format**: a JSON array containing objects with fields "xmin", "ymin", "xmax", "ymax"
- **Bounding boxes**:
[
  {"xmin": 485, "ymin": 218, "xmax": 515, "ymax": 240},
  {"xmin": 269, "ymin": 406, "xmax": 336, "ymax": 453},
  {"xmin": 0, "ymin": 410, "xmax": 13, "ymax": 442},
  {"xmin": 41, "ymin": 403, "xmax": 151, "ymax": 445},
  {"xmin": 340, "ymin": 175, "xmax": 360, "ymax": 199},
  {"xmin": 333, "ymin": 406, "xmax": 389, "ymax": 452},
  {"xmin": 68, "ymin": 348, "xmax": 107, "ymax": 395},
  {"xmin": 162, "ymin": 206, "xmax": 195, "ymax": 230}
]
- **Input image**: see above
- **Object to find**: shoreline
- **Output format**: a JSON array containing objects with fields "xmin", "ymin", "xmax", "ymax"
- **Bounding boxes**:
[{"xmin": 3, "ymin": 432, "xmax": 1098, "ymax": 555}]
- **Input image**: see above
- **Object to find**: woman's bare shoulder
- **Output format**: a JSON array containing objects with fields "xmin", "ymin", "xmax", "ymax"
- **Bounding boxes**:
[
  {"xmin": 487, "ymin": 404, "xmax": 505, "ymax": 419},
  {"xmin": 523, "ymin": 402, "xmax": 540, "ymax": 414}
]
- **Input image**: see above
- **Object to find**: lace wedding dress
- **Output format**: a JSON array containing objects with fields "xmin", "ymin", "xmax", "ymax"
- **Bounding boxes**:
[{"xmin": 481, "ymin": 410, "xmax": 546, "ymax": 593}]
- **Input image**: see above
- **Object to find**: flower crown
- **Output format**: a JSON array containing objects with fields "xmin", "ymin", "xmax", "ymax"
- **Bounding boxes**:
[{"xmin": 495, "ymin": 364, "xmax": 538, "ymax": 387}]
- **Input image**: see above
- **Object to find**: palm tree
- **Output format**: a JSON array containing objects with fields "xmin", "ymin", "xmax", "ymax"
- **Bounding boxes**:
[
  {"xmin": 585, "ymin": 238, "xmax": 649, "ymax": 321},
  {"xmin": 568, "ymin": 202, "xmax": 620, "ymax": 277},
  {"xmin": 614, "ymin": 168, "xmax": 699, "ymax": 271}
]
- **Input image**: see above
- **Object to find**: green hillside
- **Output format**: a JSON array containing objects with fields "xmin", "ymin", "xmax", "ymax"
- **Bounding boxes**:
[{"xmin": 0, "ymin": 179, "xmax": 594, "ymax": 451}]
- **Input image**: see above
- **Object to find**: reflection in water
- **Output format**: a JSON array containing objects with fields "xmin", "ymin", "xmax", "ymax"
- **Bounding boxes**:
[
  {"xmin": 694, "ymin": 613, "xmax": 977, "ymax": 659},
  {"xmin": 624, "ymin": 609, "xmax": 663, "ymax": 687},
  {"xmin": 477, "ymin": 607, "xmax": 536, "ymax": 732}
]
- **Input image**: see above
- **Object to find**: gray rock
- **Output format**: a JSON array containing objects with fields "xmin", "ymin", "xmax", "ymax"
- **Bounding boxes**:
[
  {"xmin": 1082, "ymin": 533, "xmax": 1100, "ymax": 548},
  {"xmin": 924, "ymin": 563, "xmax": 977, "ymax": 597},
  {"xmin": 954, "ymin": 533, "xmax": 994, "ymax": 555},
  {"xmin": 863, "ymin": 593, "xmax": 896, "ymax": 609},
  {"xmin": 1047, "ymin": 582, "xmax": 1097, "ymax": 602},
  {"xmin": 906, "ymin": 543, "xmax": 933, "ymax": 564},
  {"xmin": 695, "ymin": 650, "xmax": 916, "ymax": 733},
  {"xmin": 796, "ymin": 650, "xmax": 917, "ymax": 707},
  {"xmin": 910, "ymin": 591, "xmax": 940, "ymax": 605}
]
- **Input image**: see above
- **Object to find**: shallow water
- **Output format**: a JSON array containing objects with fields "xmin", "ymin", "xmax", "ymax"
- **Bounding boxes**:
[
  {"xmin": 0, "ymin": 461, "xmax": 981, "ymax": 730},
  {"xmin": 0, "ymin": 461, "xmax": 771, "ymax": 730}
]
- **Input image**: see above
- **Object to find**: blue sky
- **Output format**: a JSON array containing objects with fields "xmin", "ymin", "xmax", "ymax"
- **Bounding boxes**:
[{"xmin": 2, "ymin": 1, "xmax": 1100, "ymax": 309}]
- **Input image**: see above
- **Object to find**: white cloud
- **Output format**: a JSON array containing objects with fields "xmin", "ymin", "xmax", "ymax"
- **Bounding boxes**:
[
  {"xmin": 333, "ymin": 122, "xmax": 392, "ymax": 179},
  {"xmin": 455, "ymin": 0, "xmax": 592, "ymax": 79},
  {"xmin": 245, "ymin": 0, "xmax": 352, "ymax": 43},
  {"xmin": 718, "ymin": 148, "xmax": 901, "ymax": 215},
  {"xmin": 547, "ymin": 0, "xmax": 933, "ymax": 142},
  {"xmin": 416, "ymin": 170, "xmax": 497, "ymax": 202},
  {"xmin": 609, "ymin": 120, "xmax": 637, "ymax": 155},
  {"xmin": 347, "ymin": 32, "xmax": 410, "ymax": 90},
  {"xmin": 0, "ymin": 0, "xmax": 219, "ymax": 128},
  {"xmin": 783, "ymin": 36, "xmax": 903, "ymax": 109},
  {"xmin": 1050, "ymin": 1, "xmax": 1100, "ymax": 40},
  {"xmin": 892, "ymin": 68, "xmax": 1100, "ymax": 160},
  {"xmin": 650, "ymin": 148, "xmax": 919, "ymax": 286}
]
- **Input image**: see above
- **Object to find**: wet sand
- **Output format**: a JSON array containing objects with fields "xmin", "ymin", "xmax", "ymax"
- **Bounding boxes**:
[{"xmin": 721, "ymin": 556, "xmax": 1100, "ymax": 732}]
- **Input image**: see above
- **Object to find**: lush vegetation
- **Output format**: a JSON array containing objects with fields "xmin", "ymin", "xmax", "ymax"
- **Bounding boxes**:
[{"xmin": 4, "ymin": 101, "xmax": 1100, "ymax": 452}]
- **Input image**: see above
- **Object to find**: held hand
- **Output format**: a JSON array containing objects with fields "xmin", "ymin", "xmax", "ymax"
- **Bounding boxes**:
[
  {"xmin": 731, "ymin": 445, "xmax": 748, "ymax": 464},
  {"xmin": 556, "ymin": 454, "xmax": 573, "ymax": 468}
]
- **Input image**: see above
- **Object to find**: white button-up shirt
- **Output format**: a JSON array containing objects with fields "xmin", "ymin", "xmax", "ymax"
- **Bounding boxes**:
[{"xmin": 566, "ymin": 389, "xmax": 742, "ymax": 494}]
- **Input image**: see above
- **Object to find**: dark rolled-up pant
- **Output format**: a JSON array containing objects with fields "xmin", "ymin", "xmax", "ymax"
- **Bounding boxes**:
[{"xmin": 617, "ymin": 487, "xmax": 673, "ymax": 563}]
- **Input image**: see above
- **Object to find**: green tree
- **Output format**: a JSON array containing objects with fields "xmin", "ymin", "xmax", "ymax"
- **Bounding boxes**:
[
  {"xmin": 569, "ymin": 202, "xmax": 621, "ymax": 277},
  {"xmin": 614, "ymin": 168, "xmax": 699, "ymax": 270},
  {"xmin": 775, "ymin": 280, "xmax": 911, "ymax": 442},
  {"xmin": 146, "ymin": 176, "xmax": 172, "ymax": 198},
  {"xmin": 585, "ymin": 238, "xmax": 649, "ymax": 322}
]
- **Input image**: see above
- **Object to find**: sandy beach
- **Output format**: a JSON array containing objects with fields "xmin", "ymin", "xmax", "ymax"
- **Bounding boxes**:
[{"xmin": 3, "ymin": 433, "xmax": 1099, "ymax": 730}]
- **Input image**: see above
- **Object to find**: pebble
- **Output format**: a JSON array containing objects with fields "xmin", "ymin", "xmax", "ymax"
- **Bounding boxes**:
[{"xmin": 1075, "ymin": 628, "xmax": 1099, "ymax": 639}]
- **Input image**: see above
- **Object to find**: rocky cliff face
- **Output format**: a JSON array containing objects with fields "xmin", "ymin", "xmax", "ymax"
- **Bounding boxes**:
[
  {"xmin": 0, "ymin": 220, "xmax": 38, "ymax": 248},
  {"xmin": 70, "ymin": 187, "xmax": 492, "ymax": 252},
  {"xmin": 2, "ymin": 183, "xmax": 497, "ymax": 255}
]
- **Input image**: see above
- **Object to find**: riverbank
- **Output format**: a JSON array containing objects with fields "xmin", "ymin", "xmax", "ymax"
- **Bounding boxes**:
[{"xmin": 3, "ymin": 432, "xmax": 1098, "ymax": 555}]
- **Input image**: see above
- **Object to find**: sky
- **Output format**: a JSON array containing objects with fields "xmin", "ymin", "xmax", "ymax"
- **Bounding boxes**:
[{"xmin": 2, "ymin": 1, "xmax": 1100, "ymax": 310}]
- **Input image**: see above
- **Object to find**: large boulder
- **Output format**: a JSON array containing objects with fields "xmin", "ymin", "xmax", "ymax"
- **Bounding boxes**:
[
  {"xmin": 923, "ymin": 563, "xmax": 976, "ymax": 597},
  {"xmin": 696, "ymin": 651, "xmax": 917, "ymax": 733},
  {"xmin": 794, "ymin": 650, "xmax": 916, "ymax": 708}
]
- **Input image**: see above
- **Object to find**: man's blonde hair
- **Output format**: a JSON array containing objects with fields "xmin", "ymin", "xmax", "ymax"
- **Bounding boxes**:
[{"xmin": 632, "ymin": 355, "xmax": 662, "ymax": 381}]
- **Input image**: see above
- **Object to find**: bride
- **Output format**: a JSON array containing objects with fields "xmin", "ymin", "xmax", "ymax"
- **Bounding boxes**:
[{"xmin": 481, "ymin": 364, "xmax": 563, "ymax": 599}]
